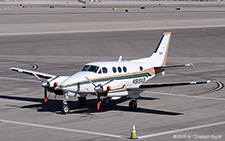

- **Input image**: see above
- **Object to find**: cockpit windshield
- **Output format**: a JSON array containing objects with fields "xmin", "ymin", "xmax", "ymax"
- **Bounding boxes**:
[{"xmin": 81, "ymin": 65, "xmax": 99, "ymax": 73}]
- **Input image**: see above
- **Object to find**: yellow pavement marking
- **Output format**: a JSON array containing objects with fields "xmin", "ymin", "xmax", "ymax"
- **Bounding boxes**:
[{"xmin": 202, "ymin": 29, "xmax": 225, "ymax": 37}]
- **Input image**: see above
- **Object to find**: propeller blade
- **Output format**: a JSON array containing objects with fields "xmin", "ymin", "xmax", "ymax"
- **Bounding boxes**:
[
  {"xmin": 97, "ymin": 101, "xmax": 101, "ymax": 110},
  {"xmin": 97, "ymin": 95, "xmax": 104, "ymax": 110},
  {"xmin": 44, "ymin": 88, "xmax": 48, "ymax": 104},
  {"xmin": 33, "ymin": 73, "xmax": 43, "ymax": 82},
  {"xmin": 85, "ymin": 76, "xmax": 96, "ymax": 87},
  {"xmin": 102, "ymin": 79, "xmax": 113, "ymax": 87}
]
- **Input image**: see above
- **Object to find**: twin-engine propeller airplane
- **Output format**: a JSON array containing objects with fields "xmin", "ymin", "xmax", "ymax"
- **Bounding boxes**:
[{"xmin": 10, "ymin": 32, "xmax": 211, "ymax": 114}]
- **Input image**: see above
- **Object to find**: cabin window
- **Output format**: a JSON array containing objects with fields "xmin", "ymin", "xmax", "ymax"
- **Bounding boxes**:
[
  {"xmin": 102, "ymin": 67, "xmax": 108, "ymax": 73},
  {"xmin": 140, "ymin": 66, "xmax": 143, "ymax": 71},
  {"xmin": 98, "ymin": 69, "xmax": 102, "ymax": 74},
  {"xmin": 112, "ymin": 67, "xmax": 116, "ymax": 73},
  {"xmin": 81, "ymin": 65, "xmax": 99, "ymax": 73},
  {"xmin": 118, "ymin": 67, "xmax": 122, "ymax": 73},
  {"xmin": 123, "ymin": 66, "xmax": 127, "ymax": 73}
]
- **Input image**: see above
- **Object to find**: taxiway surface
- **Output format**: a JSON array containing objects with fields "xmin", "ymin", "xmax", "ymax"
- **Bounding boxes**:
[
  {"xmin": 0, "ymin": 3, "xmax": 225, "ymax": 140},
  {"xmin": 0, "ymin": 27, "xmax": 225, "ymax": 141}
]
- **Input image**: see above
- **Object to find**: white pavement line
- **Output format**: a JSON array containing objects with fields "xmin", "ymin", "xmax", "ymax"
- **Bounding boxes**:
[
  {"xmin": 0, "ymin": 76, "xmax": 38, "ymax": 82},
  {"xmin": 0, "ymin": 119, "xmax": 125, "ymax": 139},
  {"xmin": 0, "ymin": 25, "xmax": 225, "ymax": 36},
  {"xmin": 138, "ymin": 120, "xmax": 225, "ymax": 139},
  {"xmin": 145, "ymin": 91, "xmax": 225, "ymax": 101}
]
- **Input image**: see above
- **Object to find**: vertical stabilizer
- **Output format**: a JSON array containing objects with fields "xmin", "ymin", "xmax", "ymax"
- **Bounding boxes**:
[
  {"xmin": 152, "ymin": 32, "xmax": 171, "ymax": 66},
  {"xmin": 131, "ymin": 32, "xmax": 171, "ymax": 67}
]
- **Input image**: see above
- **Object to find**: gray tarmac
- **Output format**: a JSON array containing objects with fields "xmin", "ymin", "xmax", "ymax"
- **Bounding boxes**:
[
  {"xmin": 0, "ymin": 2, "xmax": 225, "ymax": 34},
  {"xmin": 0, "ymin": 4, "xmax": 225, "ymax": 141}
]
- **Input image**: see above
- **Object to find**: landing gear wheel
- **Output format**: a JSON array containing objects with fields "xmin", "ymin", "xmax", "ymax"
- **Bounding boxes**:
[
  {"xmin": 129, "ymin": 99, "xmax": 137, "ymax": 110},
  {"xmin": 78, "ymin": 97, "xmax": 87, "ymax": 105},
  {"xmin": 62, "ymin": 104, "xmax": 69, "ymax": 114}
]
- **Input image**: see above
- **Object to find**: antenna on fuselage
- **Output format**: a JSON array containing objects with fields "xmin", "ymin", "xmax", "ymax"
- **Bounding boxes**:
[{"xmin": 118, "ymin": 56, "xmax": 122, "ymax": 62}]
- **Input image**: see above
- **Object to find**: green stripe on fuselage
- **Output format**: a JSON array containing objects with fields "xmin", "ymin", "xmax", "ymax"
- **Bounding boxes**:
[{"xmin": 61, "ymin": 72, "xmax": 151, "ymax": 88}]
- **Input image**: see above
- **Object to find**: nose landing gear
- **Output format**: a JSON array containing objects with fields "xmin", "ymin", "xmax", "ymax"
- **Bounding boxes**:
[
  {"xmin": 61, "ymin": 93, "xmax": 88, "ymax": 114},
  {"xmin": 62, "ymin": 92, "xmax": 69, "ymax": 114},
  {"xmin": 62, "ymin": 104, "xmax": 69, "ymax": 114}
]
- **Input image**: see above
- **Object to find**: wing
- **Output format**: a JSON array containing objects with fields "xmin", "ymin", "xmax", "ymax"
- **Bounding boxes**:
[
  {"xmin": 127, "ymin": 80, "xmax": 212, "ymax": 90},
  {"xmin": 10, "ymin": 67, "xmax": 56, "ymax": 79}
]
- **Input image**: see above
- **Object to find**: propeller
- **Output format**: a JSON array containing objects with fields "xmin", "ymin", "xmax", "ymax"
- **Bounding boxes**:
[
  {"xmin": 42, "ymin": 80, "xmax": 51, "ymax": 104},
  {"xmin": 32, "ymin": 72, "xmax": 50, "ymax": 104},
  {"xmin": 85, "ymin": 76, "xmax": 113, "ymax": 110}
]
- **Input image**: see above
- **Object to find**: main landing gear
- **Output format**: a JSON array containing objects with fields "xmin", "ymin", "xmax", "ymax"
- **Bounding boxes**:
[{"xmin": 129, "ymin": 99, "xmax": 137, "ymax": 110}]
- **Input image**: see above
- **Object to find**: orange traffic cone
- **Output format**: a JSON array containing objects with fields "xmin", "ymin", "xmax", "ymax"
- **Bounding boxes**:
[{"xmin": 130, "ymin": 123, "xmax": 138, "ymax": 139}]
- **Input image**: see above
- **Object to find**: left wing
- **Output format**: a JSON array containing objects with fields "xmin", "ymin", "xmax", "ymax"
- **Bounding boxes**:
[
  {"xmin": 10, "ymin": 67, "xmax": 56, "ymax": 79},
  {"xmin": 127, "ymin": 80, "xmax": 212, "ymax": 90}
]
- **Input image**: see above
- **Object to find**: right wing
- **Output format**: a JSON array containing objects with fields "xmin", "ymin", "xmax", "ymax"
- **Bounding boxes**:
[{"xmin": 10, "ymin": 67, "xmax": 56, "ymax": 79}]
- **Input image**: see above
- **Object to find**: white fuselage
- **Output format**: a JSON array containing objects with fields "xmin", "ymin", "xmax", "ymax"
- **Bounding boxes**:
[{"xmin": 57, "ymin": 60, "xmax": 161, "ymax": 98}]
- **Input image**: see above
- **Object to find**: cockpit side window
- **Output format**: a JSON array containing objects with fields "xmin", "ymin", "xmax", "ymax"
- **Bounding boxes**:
[
  {"xmin": 88, "ymin": 66, "xmax": 99, "ymax": 73},
  {"xmin": 81, "ymin": 65, "xmax": 89, "ymax": 71},
  {"xmin": 81, "ymin": 65, "xmax": 99, "ymax": 73}
]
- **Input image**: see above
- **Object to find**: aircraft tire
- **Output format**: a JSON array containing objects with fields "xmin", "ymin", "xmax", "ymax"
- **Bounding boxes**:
[
  {"xmin": 78, "ymin": 97, "xmax": 87, "ymax": 105},
  {"xmin": 129, "ymin": 99, "xmax": 137, "ymax": 110},
  {"xmin": 62, "ymin": 104, "xmax": 69, "ymax": 114}
]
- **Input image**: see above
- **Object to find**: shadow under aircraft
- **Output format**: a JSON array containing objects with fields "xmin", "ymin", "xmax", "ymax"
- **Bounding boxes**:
[{"xmin": 0, "ymin": 95, "xmax": 183, "ymax": 116}]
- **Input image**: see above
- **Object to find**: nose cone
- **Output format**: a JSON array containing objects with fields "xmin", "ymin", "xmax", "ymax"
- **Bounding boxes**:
[{"xmin": 58, "ymin": 72, "xmax": 84, "ymax": 92}]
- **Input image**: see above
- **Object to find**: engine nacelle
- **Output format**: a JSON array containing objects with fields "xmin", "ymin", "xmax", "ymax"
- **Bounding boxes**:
[{"xmin": 98, "ymin": 86, "xmax": 111, "ymax": 96}]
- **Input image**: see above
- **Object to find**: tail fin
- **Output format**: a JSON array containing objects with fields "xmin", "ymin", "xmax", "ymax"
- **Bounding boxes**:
[
  {"xmin": 131, "ymin": 32, "xmax": 171, "ymax": 67},
  {"xmin": 152, "ymin": 32, "xmax": 171, "ymax": 66}
]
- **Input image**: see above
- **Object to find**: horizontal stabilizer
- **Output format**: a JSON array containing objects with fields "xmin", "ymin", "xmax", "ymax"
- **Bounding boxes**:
[
  {"xmin": 127, "ymin": 80, "xmax": 211, "ymax": 90},
  {"xmin": 155, "ymin": 63, "xmax": 194, "ymax": 69},
  {"xmin": 10, "ymin": 67, "xmax": 56, "ymax": 79},
  {"xmin": 139, "ymin": 80, "xmax": 211, "ymax": 89}
]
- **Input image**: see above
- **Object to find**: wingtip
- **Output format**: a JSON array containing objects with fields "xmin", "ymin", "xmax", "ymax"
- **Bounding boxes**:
[
  {"xmin": 185, "ymin": 63, "xmax": 194, "ymax": 67},
  {"xmin": 207, "ymin": 80, "xmax": 214, "ymax": 83},
  {"xmin": 9, "ymin": 67, "xmax": 14, "ymax": 70},
  {"xmin": 10, "ymin": 67, "xmax": 19, "ymax": 72}
]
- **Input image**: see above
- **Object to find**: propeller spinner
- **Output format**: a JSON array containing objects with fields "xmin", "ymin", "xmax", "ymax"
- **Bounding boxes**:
[{"xmin": 85, "ymin": 76, "xmax": 113, "ymax": 110}]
